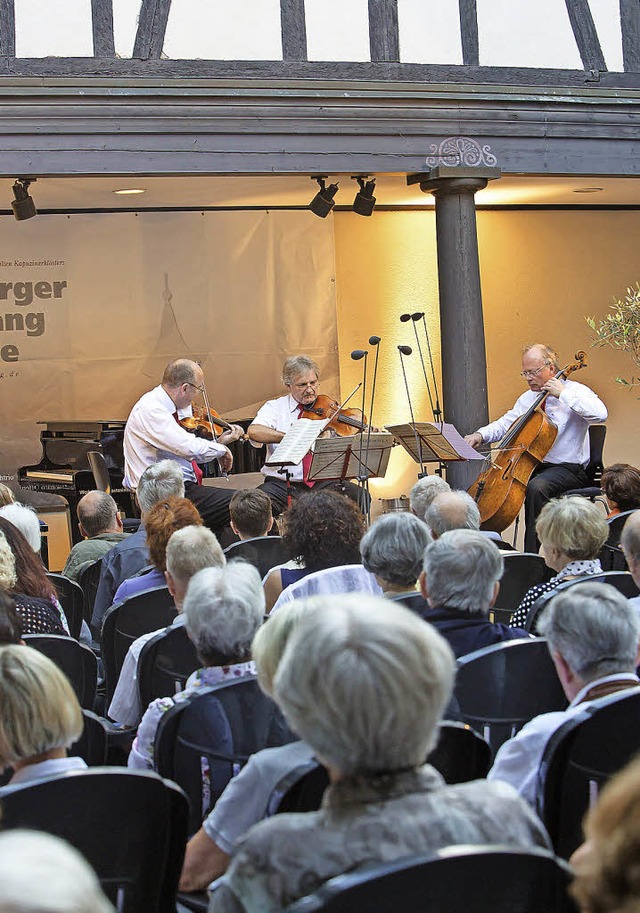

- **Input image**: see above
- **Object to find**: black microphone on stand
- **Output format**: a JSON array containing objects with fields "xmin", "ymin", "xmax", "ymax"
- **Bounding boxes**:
[
  {"xmin": 350, "ymin": 350, "xmax": 367, "ymax": 360},
  {"xmin": 406, "ymin": 311, "xmax": 436, "ymax": 422},
  {"xmin": 397, "ymin": 345, "xmax": 427, "ymax": 477},
  {"xmin": 351, "ymin": 348, "xmax": 369, "ymax": 517},
  {"xmin": 358, "ymin": 335, "xmax": 382, "ymax": 524},
  {"xmin": 413, "ymin": 311, "xmax": 443, "ymax": 425},
  {"xmin": 400, "ymin": 313, "xmax": 412, "ymax": 323}
]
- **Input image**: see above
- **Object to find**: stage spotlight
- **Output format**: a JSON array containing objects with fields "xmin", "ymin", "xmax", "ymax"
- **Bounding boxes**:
[
  {"xmin": 309, "ymin": 175, "xmax": 339, "ymax": 218},
  {"xmin": 352, "ymin": 175, "xmax": 376, "ymax": 217},
  {"xmin": 11, "ymin": 178, "xmax": 37, "ymax": 221}
]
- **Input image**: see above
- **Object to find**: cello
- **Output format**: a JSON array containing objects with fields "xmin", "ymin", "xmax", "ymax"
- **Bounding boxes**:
[{"xmin": 468, "ymin": 351, "xmax": 587, "ymax": 533}]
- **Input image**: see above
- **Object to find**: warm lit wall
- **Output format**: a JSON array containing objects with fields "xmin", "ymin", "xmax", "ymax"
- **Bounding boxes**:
[{"xmin": 334, "ymin": 208, "xmax": 640, "ymax": 510}]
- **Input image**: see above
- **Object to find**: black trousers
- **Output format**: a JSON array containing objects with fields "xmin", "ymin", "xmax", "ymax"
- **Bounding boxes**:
[
  {"xmin": 257, "ymin": 475, "xmax": 370, "ymax": 517},
  {"xmin": 184, "ymin": 481, "xmax": 237, "ymax": 536},
  {"xmin": 524, "ymin": 462, "xmax": 589, "ymax": 553}
]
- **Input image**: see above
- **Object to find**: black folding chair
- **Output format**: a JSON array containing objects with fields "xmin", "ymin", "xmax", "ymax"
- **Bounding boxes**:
[
  {"xmin": 223, "ymin": 536, "xmax": 288, "ymax": 579},
  {"xmin": 68, "ymin": 709, "xmax": 109, "ymax": 765},
  {"xmin": 599, "ymin": 509, "xmax": 638, "ymax": 571},
  {"xmin": 0, "ymin": 767, "xmax": 189, "ymax": 913},
  {"xmin": 538, "ymin": 686, "xmax": 640, "ymax": 859},
  {"xmin": 494, "ymin": 553, "xmax": 553, "ymax": 614},
  {"xmin": 138, "ymin": 623, "xmax": 199, "ymax": 709},
  {"xmin": 23, "ymin": 633, "xmax": 98, "ymax": 710},
  {"xmin": 282, "ymin": 845, "xmax": 576, "ymax": 913},
  {"xmin": 561, "ymin": 424, "xmax": 607, "ymax": 501},
  {"xmin": 525, "ymin": 572, "xmax": 640, "ymax": 633},
  {"xmin": 101, "ymin": 586, "xmax": 176, "ymax": 704},
  {"xmin": 155, "ymin": 675, "xmax": 295, "ymax": 833},
  {"xmin": 46, "ymin": 572, "xmax": 84, "ymax": 639},
  {"xmin": 454, "ymin": 639, "xmax": 567, "ymax": 756},
  {"xmin": 77, "ymin": 557, "xmax": 104, "ymax": 626}
]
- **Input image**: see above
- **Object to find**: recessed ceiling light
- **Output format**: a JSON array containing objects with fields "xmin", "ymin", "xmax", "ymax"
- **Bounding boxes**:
[
  {"xmin": 113, "ymin": 188, "xmax": 146, "ymax": 195},
  {"xmin": 573, "ymin": 187, "xmax": 603, "ymax": 193}
]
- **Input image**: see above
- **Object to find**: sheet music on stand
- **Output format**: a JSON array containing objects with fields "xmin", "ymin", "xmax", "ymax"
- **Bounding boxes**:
[
  {"xmin": 308, "ymin": 432, "xmax": 394, "ymax": 482},
  {"xmin": 265, "ymin": 418, "xmax": 327, "ymax": 468},
  {"xmin": 385, "ymin": 422, "xmax": 484, "ymax": 464}
]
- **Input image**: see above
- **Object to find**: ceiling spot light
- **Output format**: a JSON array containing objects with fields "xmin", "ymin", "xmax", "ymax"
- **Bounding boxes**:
[
  {"xmin": 11, "ymin": 178, "xmax": 37, "ymax": 221},
  {"xmin": 309, "ymin": 175, "xmax": 338, "ymax": 218},
  {"xmin": 352, "ymin": 175, "xmax": 376, "ymax": 217},
  {"xmin": 113, "ymin": 188, "xmax": 146, "ymax": 195},
  {"xmin": 573, "ymin": 187, "xmax": 603, "ymax": 193}
]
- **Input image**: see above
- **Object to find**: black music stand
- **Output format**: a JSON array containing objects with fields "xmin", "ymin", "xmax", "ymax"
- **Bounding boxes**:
[
  {"xmin": 307, "ymin": 432, "xmax": 393, "ymax": 484},
  {"xmin": 385, "ymin": 422, "xmax": 483, "ymax": 476}
]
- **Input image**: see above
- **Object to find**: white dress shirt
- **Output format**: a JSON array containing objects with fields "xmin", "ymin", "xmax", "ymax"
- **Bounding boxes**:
[
  {"xmin": 250, "ymin": 394, "xmax": 305, "ymax": 482},
  {"xmin": 477, "ymin": 380, "xmax": 607, "ymax": 466},
  {"xmin": 123, "ymin": 385, "xmax": 228, "ymax": 489}
]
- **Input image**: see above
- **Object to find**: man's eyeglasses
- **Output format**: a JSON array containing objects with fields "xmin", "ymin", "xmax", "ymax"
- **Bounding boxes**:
[
  {"xmin": 185, "ymin": 382, "xmax": 204, "ymax": 393},
  {"xmin": 520, "ymin": 363, "xmax": 551, "ymax": 380},
  {"xmin": 291, "ymin": 380, "xmax": 319, "ymax": 391}
]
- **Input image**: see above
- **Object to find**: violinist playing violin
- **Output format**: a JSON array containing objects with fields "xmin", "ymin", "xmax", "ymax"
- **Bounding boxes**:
[
  {"xmin": 464, "ymin": 343, "xmax": 607, "ymax": 553},
  {"xmin": 248, "ymin": 354, "xmax": 368, "ymax": 515},
  {"xmin": 123, "ymin": 358, "xmax": 244, "ymax": 536}
]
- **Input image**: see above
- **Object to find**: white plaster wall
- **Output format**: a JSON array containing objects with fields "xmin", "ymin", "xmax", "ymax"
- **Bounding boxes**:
[
  {"xmin": 305, "ymin": 0, "xmax": 370, "ymax": 62},
  {"xmin": 164, "ymin": 0, "xmax": 282, "ymax": 60},
  {"xmin": 15, "ymin": 0, "xmax": 94, "ymax": 57},
  {"xmin": 398, "ymin": 0, "xmax": 463, "ymax": 65},
  {"xmin": 113, "ymin": 0, "xmax": 141, "ymax": 58},
  {"xmin": 477, "ymin": 0, "xmax": 584, "ymax": 69},
  {"xmin": 589, "ymin": 0, "xmax": 624, "ymax": 71}
]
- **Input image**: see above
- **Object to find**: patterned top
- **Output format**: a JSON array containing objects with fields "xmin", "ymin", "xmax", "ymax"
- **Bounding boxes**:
[
  {"xmin": 127, "ymin": 661, "xmax": 256, "ymax": 770},
  {"xmin": 13, "ymin": 592, "xmax": 67, "ymax": 636},
  {"xmin": 208, "ymin": 764, "xmax": 550, "ymax": 913},
  {"xmin": 509, "ymin": 559, "xmax": 603, "ymax": 631}
]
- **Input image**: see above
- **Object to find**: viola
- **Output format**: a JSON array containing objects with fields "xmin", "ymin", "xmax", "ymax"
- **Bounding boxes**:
[{"xmin": 300, "ymin": 394, "xmax": 367, "ymax": 437}]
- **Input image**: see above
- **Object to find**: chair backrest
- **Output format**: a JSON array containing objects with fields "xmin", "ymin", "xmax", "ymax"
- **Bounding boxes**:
[
  {"xmin": 45, "ymin": 572, "xmax": 84, "ymax": 639},
  {"xmin": 70, "ymin": 709, "xmax": 109, "ymax": 765},
  {"xmin": 606, "ymin": 509, "xmax": 638, "ymax": 547},
  {"xmin": 223, "ymin": 536, "xmax": 288, "ymax": 579},
  {"xmin": 87, "ymin": 450, "xmax": 111, "ymax": 492},
  {"xmin": 494, "ymin": 553, "xmax": 553, "ymax": 612},
  {"xmin": 282, "ymin": 845, "xmax": 575, "ymax": 913},
  {"xmin": 77, "ymin": 557, "xmax": 104, "ymax": 626},
  {"xmin": 538, "ymin": 686, "xmax": 640, "ymax": 859},
  {"xmin": 525, "ymin": 572, "xmax": 640, "ymax": 633},
  {"xmin": 23, "ymin": 633, "xmax": 98, "ymax": 710},
  {"xmin": 454, "ymin": 638, "xmax": 567, "ymax": 755},
  {"xmin": 272, "ymin": 564, "xmax": 382, "ymax": 612},
  {"xmin": 155, "ymin": 675, "xmax": 294, "ymax": 833},
  {"xmin": 138, "ymin": 624, "xmax": 199, "ymax": 709},
  {"xmin": 0, "ymin": 768, "xmax": 189, "ymax": 913},
  {"xmin": 585, "ymin": 424, "xmax": 607, "ymax": 485},
  {"xmin": 101, "ymin": 586, "xmax": 176, "ymax": 703}
]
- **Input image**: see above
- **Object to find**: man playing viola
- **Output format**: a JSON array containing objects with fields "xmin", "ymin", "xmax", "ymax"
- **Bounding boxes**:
[
  {"xmin": 249, "ymin": 354, "xmax": 366, "ymax": 515},
  {"xmin": 124, "ymin": 358, "xmax": 244, "ymax": 535},
  {"xmin": 464, "ymin": 343, "xmax": 607, "ymax": 553}
]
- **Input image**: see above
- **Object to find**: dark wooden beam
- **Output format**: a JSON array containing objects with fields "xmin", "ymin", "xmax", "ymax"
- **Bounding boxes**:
[
  {"xmin": 133, "ymin": 0, "xmax": 172, "ymax": 59},
  {"xmin": 620, "ymin": 0, "xmax": 640, "ymax": 72},
  {"xmin": 459, "ymin": 0, "xmax": 479, "ymax": 67},
  {"xmin": 280, "ymin": 0, "xmax": 307, "ymax": 61},
  {"xmin": 565, "ymin": 0, "xmax": 606, "ymax": 72},
  {"xmin": 91, "ymin": 0, "xmax": 115, "ymax": 57},
  {"xmin": 0, "ymin": 0, "xmax": 15, "ymax": 57},
  {"xmin": 369, "ymin": 0, "xmax": 399, "ymax": 63}
]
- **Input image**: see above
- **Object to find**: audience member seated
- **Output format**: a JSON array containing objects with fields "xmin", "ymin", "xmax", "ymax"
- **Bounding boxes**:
[
  {"xmin": 0, "ymin": 530, "xmax": 66, "ymax": 636},
  {"xmin": 0, "ymin": 830, "xmax": 114, "ymax": 913},
  {"xmin": 570, "ymin": 755, "xmax": 640, "ymax": 913},
  {"xmin": 621, "ymin": 511, "xmax": 640, "ymax": 617},
  {"xmin": 0, "ymin": 591, "xmax": 23, "ymax": 645},
  {"xmin": 409, "ymin": 475, "xmax": 450, "ymax": 523},
  {"xmin": 510, "ymin": 497, "xmax": 609, "ymax": 631},
  {"xmin": 359, "ymin": 512, "xmax": 431, "ymax": 614},
  {"xmin": 180, "ymin": 597, "xmax": 320, "ymax": 892},
  {"xmin": 108, "ymin": 525, "xmax": 226, "ymax": 727},
  {"xmin": 263, "ymin": 490, "xmax": 365, "ymax": 613},
  {"xmin": 92, "ymin": 459, "xmax": 185, "ymax": 632},
  {"xmin": 489, "ymin": 582, "xmax": 640, "ymax": 808},
  {"xmin": 426, "ymin": 489, "xmax": 510, "ymax": 548},
  {"xmin": 0, "ymin": 502, "xmax": 42, "ymax": 552},
  {"xmin": 418, "ymin": 530, "xmax": 529, "ymax": 655},
  {"xmin": 0, "ymin": 482, "xmax": 15, "ymax": 507},
  {"xmin": 208, "ymin": 594, "xmax": 550, "ymax": 913},
  {"xmin": 111, "ymin": 496, "xmax": 202, "ymax": 605},
  {"xmin": 229, "ymin": 489, "xmax": 274, "ymax": 541},
  {"xmin": 62, "ymin": 491, "xmax": 129, "ymax": 582},
  {"xmin": 601, "ymin": 462, "xmax": 640, "ymax": 518},
  {"xmin": 128, "ymin": 562, "xmax": 262, "ymax": 770},
  {"xmin": 0, "ymin": 645, "xmax": 86, "ymax": 787}
]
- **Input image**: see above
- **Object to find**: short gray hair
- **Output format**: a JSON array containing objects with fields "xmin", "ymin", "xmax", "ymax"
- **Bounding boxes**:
[
  {"xmin": 77, "ymin": 491, "xmax": 118, "ymax": 538},
  {"xmin": 621, "ymin": 511, "xmax": 640, "ymax": 562},
  {"xmin": 183, "ymin": 562, "xmax": 264, "ymax": 665},
  {"xmin": 137, "ymin": 460, "xmax": 185, "ymax": 513},
  {"xmin": 165, "ymin": 526, "xmax": 226, "ymax": 585},
  {"xmin": 409, "ymin": 476, "xmax": 451, "ymax": 522},
  {"xmin": 536, "ymin": 497, "xmax": 608, "ymax": 560},
  {"xmin": 538, "ymin": 582, "xmax": 640, "ymax": 681},
  {"xmin": 423, "ymin": 529, "xmax": 503, "ymax": 613},
  {"xmin": 0, "ymin": 830, "xmax": 114, "ymax": 913},
  {"xmin": 0, "ymin": 503, "xmax": 41, "ymax": 552},
  {"xmin": 425, "ymin": 490, "xmax": 481, "ymax": 538},
  {"xmin": 282, "ymin": 355, "xmax": 319, "ymax": 386},
  {"xmin": 274, "ymin": 594, "xmax": 455, "ymax": 776},
  {"xmin": 360, "ymin": 512, "xmax": 431, "ymax": 587}
]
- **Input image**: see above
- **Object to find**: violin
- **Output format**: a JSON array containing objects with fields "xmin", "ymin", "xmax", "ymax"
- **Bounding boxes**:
[
  {"xmin": 300, "ymin": 394, "xmax": 367, "ymax": 437},
  {"xmin": 179, "ymin": 406, "xmax": 246, "ymax": 441}
]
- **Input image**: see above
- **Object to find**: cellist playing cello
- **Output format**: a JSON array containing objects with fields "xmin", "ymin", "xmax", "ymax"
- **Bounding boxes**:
[{"xmin": 464, "ymin": 344, "xmax": 607, "ymax": 553}]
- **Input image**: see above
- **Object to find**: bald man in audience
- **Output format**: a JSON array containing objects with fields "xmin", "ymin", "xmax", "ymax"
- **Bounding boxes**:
[
  {"xmin": 620, "ymin": 511, "xmax": 640, "ymax": 617},
  {"xmin": 62, "ymin": 491, "xmax": 128, "ymax": 582},
  {"xmin": 426, "ymin": 489, "xmax": 511, "ymax": 549}
]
